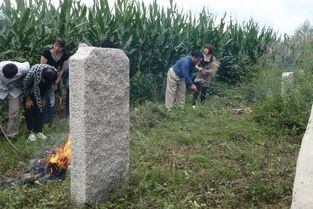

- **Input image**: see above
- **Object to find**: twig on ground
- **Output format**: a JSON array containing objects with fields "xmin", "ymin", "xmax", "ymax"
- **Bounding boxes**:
[{"xmin": 0, "ymin": 121, "xmax": 28, "ymax": 163}]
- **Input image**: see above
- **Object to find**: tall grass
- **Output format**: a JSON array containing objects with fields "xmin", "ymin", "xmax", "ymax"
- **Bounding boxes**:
[
  {"xmin": 243, "ymin": 33, "xmax": 313, "ymax": 136},
  {"xmin": 0, "ymin": 0, "xmax": 278, "ymax": 104}
]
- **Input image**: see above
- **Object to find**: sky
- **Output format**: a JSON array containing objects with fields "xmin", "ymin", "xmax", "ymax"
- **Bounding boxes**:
[
  {"xmin": 120, "ymin": 0, "xmax": 313, "ymax": 36},
  {"xmin": 1, "ymin": 0, "xmax": 312, "ymax": 35},
  {"xmin": 81, "ymin": 0, "xmax": 313, "ymax": 36}
]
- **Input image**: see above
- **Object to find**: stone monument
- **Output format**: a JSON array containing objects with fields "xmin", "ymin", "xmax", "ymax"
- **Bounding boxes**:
[
  {"xmin": 291, "ymin": 105, "xmax": 313, "ymax": 209},
  {"xmin": 70, "ymin": 46, "xmax": 129, "ymax": 204},
  {"xmin": 281, "ymin": 72, "xmax": 294, "ymax": 96}
]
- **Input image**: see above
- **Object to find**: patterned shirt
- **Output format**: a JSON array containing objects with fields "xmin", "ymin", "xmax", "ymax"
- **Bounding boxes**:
[
  {"xmin": 0, "ymin": 61, "xmax": 30, "ymax": 100},
  {"xmin": 22, "ymin": 64, "xmax": 58, "ymax": 111},
  {"xmin": 194, "ymin": 55, "xmax": 220, "ymax": 87}
]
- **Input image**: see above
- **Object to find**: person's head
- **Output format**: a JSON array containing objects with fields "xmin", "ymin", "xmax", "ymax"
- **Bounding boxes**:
[
  {"xmin": 191, "ymin": 51, "xmax": 204, "ymax": 64},
  {"xmin": 2, "ymin": 63, "xmax": 18, "ymax": 79},
  {"xmin": 203, "ymin": 44, "xmax": 214, "ymax": 55},
  {"xmin": 42, "ymin": 67, "xmax": 57, "ymax": 84},
  {"xmin": 100, "ymin": 39, "xmax": 114, "ymax": 48},
  {"xmin": 52, "ymin": 38, "xmax": 66, "ymax": 54}
]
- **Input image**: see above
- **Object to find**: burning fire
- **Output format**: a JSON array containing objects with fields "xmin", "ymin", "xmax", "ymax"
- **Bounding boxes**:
[
  {"xmin": 46, "ymin": 137, "xmax": 71, "ymax": 174},
  {"xmin": 0, "ymin": 137, "xmax": 71, "ymax": 188}
]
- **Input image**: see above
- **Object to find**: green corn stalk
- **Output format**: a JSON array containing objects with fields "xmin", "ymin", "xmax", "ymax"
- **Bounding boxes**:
[{"xmin": 0, "ymin": 0, "xmax": 279, "ymax": 103}]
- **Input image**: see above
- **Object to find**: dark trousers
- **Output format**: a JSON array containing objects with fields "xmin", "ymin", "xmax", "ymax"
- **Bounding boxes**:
[
  {"xmin": 192, "ymin": 83, "xmax": 208, "ymax": 105},
  {"xmin": 65, "ymin": 87, "xmax": 69, "ymax": 118},
  {"xmin": 43, "ymin": 98, "xmax": 53, "ymax": 124},
  {"xmin": 24, "ymin": 94, "xmax": 43, "ymax": 133}
]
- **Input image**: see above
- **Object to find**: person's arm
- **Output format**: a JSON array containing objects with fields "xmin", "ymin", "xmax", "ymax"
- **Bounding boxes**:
[
  {"xmin": 181, "ymin": 59, "xmax": 197, "ymax": 91},
  {"xmin": 202, "ymin": 58, "xmax": 220, "ymax": 75},
  {"xmin": 22, "ymin": 71, "xmax": 34, "ymax": 98},
  {"xmin": 47, "ymin": 86, "xmax": 56, "ymax": 107},
  {"xmin": 202, "ymin": 68, "xmax": 215, "ymax": 75},
  {"xmin": 181, "ymin": 59, "xmax": 193, "ymax": 86},
  {"xmin": 40, "ymin": 56, "xmax": 48, "ymax": 64},
  {"xmin": 0, "ymin": 80, "xmax": 8, "ymax": 91},
  {"xmin": 56, "ymin": 59, "xmax": 68, "ymax": 84},
  {"xmin": 195, "ymin": 64, "xmax": 204, "ymax": 71},
  {"xmin": 40, "ymin": 97, "xmax": 46, "ymax": 108},
  {"xmin": 22, "ymin": 71, "xmax": 34, "ymax": 109},
  {"xmin": 20, "ymin": 62, "xmax": 30, "ymax": 75}
]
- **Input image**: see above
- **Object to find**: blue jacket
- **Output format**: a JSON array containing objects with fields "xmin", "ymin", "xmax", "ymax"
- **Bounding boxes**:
[{"xmin": 172, "ymin": 56, "xmax": 195, "ymax": 86}]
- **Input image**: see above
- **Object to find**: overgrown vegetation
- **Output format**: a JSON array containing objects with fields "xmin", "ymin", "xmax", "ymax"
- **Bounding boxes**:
[
  {"xmin": 249, "ymin": 25, "xmax": 313, "ymax": 136},
  {"xmin": 1, "ymin": 0, "xmax": 313, "ymax": 208},
  {"xmin": 0, "ymin": 96, "xmax": 299, "ymax": 209},
  {"xmin": 0, "ymin": 0, "xmax": 278, "ymax": 104}
]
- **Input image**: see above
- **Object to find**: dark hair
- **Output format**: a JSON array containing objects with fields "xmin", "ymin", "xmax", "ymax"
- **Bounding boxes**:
[
  {"xmin": 191, "ymin": 51, "xmax": 204, "ymax": 59},
  {"xmin": 203, "ymin": 44, "xmax": 214, "ymax": 54},
  {"xmin": 42, "ymin": 68, "xmax": 57, "ymax": 84},
  {"xmin": 100, "ymin": 39, "xmax": 114, "ymax": 48},
  {"xmin": 54, "ymin": 38, "xmax": 66, "ymax": 48},
  {"xmin": 2, "ymin": 63, "xmax": 18, "ymax": 79}
]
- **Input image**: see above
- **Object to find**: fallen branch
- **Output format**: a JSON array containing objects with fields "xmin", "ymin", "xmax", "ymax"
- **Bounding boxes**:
[{"xmin": 0, "ymin": 121, "xmax": 28, "ymax": 163}]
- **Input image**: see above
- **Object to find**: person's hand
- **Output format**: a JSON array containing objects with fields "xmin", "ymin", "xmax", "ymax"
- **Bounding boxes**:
[
  {"xmin": 54, "ymin": 80, "xmax": 60, "ymax": 91},
  {"xmin": 25, "ymin": 97, "xmax": 33, "ymax": 109},
  {"xmin": 195, "ymin": 65, "xmax": 203, "ymax": 71},
  {"xmin": 40, "ymin": 98, "xmax": 46, "ymax": 108},
  {"xmin": 203, "ymin": 69, "xmax": 213, "ymax": 75},
  {"xmin": 190, "ymin": 84, "xmax": 197, "ymax": 92},
  {"xmin": 54, "ymin": 84, "xmax": 58, "ymax": 91}
]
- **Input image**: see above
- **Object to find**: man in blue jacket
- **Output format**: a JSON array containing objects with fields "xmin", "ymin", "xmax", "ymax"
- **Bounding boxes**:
[{"xmin": 165, "ymin": 51, "xmax": 203, "ymax": 109}]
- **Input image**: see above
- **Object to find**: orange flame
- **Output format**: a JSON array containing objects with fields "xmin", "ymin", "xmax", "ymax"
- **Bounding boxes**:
[{"xmin": 46, "ymin": 137, "xmax": 71, "ymax": 172}]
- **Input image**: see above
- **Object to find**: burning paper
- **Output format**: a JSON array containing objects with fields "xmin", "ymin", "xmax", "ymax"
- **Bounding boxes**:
[{"xmin": 0, "ymin": 137, "xmax": 71, "ymax": 189}]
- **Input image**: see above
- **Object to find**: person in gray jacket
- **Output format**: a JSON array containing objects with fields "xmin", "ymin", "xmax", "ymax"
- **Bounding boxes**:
[
  {"xmin": 192, "ymin": 44, "xmax": 220, "ymax": 108},
  {"xmin": 0, "ymin": 61, "xmax": 30, "ymax": 138}
]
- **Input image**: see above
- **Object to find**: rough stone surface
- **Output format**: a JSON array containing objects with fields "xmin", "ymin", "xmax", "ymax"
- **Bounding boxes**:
[
  {"xmin": 70, "ymin": 47, "xmax": 129, "ymax": 204},
  {"xmin": 291, "ymin": 105, "xmax": 313, "ymax": 209},
  {"xmin": 281, "ymin": 72, "xmax": 294, "ymax": 96}
]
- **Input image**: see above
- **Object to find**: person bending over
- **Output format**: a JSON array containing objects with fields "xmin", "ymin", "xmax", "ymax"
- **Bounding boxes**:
[
  {"xmin": 0, "ymin": 61, "xmax": 30, "ymax": 137},
  {"xmin": 165, "ymin": 51, "xmax": 203, "ymax": 110},
  {"xmin": 22, "ymin": 64, "xmax": 58, "ymax": 141}
]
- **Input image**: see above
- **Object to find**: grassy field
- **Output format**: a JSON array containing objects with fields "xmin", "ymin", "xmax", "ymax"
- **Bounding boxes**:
[{"xmin": 0, "ymin": 89, "xmax": 301, "ymax": 209}]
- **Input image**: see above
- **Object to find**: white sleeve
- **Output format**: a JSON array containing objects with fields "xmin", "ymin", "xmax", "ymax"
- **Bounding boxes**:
[
  {"xmin": 0, "ymin": 61, "xmax": 30, "ymax": 75},
  {"xmin": 16, "ymin": 62, "xmax": 30, "ymax": 75}
]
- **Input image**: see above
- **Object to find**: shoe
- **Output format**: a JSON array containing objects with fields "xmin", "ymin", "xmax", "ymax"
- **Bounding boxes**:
[
  {"xmin": 27, "ymin": 133, "xmax": 37, "ymax": 142},
  {"xmin": 36, "ymin": 132, "xmax": 47, "ymax": 140},
  {"xmin": 192, "ymin": 105, "xmax": 196, "ymax": 110}
]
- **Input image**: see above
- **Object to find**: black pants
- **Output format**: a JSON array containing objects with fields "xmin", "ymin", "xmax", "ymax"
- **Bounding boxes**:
[
  {"xmin": 24, "ymin": 94, "xmax": 43, "ymax": 133},
  {"xmin": 65, "ymin": 87, "xmax": 69, "ymax": 118},
  {"xmin": 42, "ymin": 98, "xmax": 53, "ymax": 124},
  {"xmin": 192, "ymin": 83, "xmax": 208, "ymax": 105},
  {"xmin": 42, "ymin": 83, "xmax": 58, "ymax": 124}
]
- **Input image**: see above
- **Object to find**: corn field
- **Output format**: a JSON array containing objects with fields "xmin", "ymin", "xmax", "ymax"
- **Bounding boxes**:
[{"xmin": 0, "ymin": 0, "xmax": 278, "ymax": 104}]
